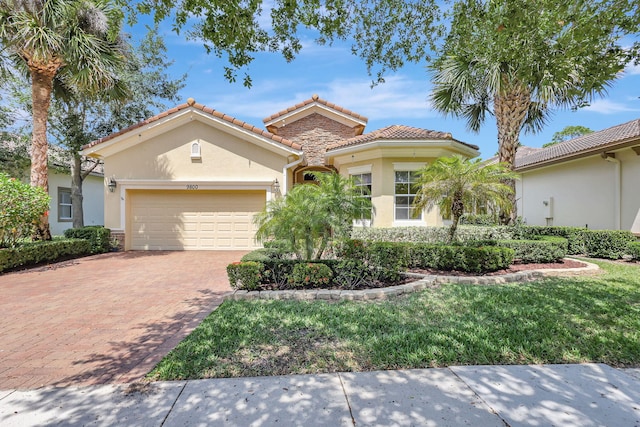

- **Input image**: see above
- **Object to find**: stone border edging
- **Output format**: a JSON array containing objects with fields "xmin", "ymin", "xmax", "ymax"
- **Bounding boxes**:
[{"xmin": 224, "ymin": 258, "xmax": 600, "ymax": 302}]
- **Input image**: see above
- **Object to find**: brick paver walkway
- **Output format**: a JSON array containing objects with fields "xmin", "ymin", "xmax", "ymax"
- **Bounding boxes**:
[{"xmin": 0, "ymin": 251, "xmax": 245, "ymax": 390}]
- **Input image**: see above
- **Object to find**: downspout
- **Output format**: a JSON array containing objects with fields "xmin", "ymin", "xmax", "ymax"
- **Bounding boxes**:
[
  {"xmin": 282, "ymin": 155, "xmax": 304, "ymax": 195},
  {"xmin": 603, "ymin": 153, "xmax": 621, "ymax": 230}
]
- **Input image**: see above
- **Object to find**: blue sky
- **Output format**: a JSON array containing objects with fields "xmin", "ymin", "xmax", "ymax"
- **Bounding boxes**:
[{"xmin": 134, "ymin": 18, "xmax": 640, "ymax": 160}]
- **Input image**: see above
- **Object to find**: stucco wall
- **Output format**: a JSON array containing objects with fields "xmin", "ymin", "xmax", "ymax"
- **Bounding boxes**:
[
  {"xmin": 619, "ymin": 149, "xmax": 640, "ymax": 233},
  {"xmin": 48, "ymin": 171, "xmax": 104, "ymax": 236},
  {"xmin": 337, "ymin": 156, "xmax": 443, "ymax": 228},
  {"xmin": 517, "ymin": 147, "xmax": 640, "ymax": 231},
  {"xmin": 102, "ymin": 120, "xmax": 290, "ymax": 230}
]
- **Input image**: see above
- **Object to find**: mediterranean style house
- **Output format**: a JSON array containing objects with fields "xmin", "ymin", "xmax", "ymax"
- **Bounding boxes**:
[
  {"xmin": 82, "ymin": 95, "xmax": 478, "ymax": 250},
  {"xmin": 515, "ymin": 118, "xmax": 640, "ymax": 235}
]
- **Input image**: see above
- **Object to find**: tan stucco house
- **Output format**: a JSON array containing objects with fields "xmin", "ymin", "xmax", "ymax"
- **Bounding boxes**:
[
  {"xmin": 82, "ymin": 95, "xmax": 478, "ymax": 250},
  {"xmin": 515, "ymin": 118, "xmax": 640, "ymax": 235}
]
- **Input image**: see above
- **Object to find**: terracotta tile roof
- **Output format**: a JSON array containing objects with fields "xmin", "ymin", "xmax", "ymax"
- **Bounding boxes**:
[
  {"xmin": 326, "ymin": 125, "xmax": 479, "ymax": 151},
  {"xmin": 82, "ymin": 98, "xmax": 302, "ymax": 151},
  {"xmin": 263, "ymin": 94, "xmax": 368, "ymax": 124},
  {"xmin": 516, "ymin": 118, "xmax": 640, "ymax": 169},
  {"xmin": 484, "ymin": 145, "xmax": 543, "ymax": 165}
]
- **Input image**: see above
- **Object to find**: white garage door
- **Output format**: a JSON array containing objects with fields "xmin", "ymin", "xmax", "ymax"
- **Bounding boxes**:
[{"xmin": 128, "ymin": 190, "xmax": 265, "ymax": 250}]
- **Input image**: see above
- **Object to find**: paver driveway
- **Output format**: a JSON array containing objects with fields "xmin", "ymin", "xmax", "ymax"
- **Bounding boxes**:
[{"xmin": 0, "ymin": 251, "xmax": 245, "ymax": 390}]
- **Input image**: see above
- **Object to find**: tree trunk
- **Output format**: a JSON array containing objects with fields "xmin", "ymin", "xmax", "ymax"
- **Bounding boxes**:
[
  {"xmin": 448, "ymin": 192, "xmax": 464, "ymax": 243},
  {"xmin": 30, "ymin": 66, "xmax": 57, "ymax": 241},
  {"xmin": 494, "ymin": 82, "xmax": 531, "ymax": 225},
  {"xmin": 71, "ymin": 154, "xmax": 85, "ymax": 229}
]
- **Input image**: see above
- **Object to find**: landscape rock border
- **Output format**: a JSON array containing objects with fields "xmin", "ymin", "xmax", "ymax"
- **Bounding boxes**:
[{"xmin": 224, "ymin": 258, "xmax": 600, "ymax": 302}]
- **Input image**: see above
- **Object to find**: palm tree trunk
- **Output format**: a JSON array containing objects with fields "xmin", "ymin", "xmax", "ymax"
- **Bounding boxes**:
[
  {"xmin": 71, "ymin": 154, "xmax": 85, "ymax": 229},
  {"xmin": 494, "ymin": 83, "xmax": 530, "ymax": 225},
  {"xmin": 448, "ymin": 192, "xmax": 464, "ymax": 243},
  {"xmin": 30, "ymin": 66, "xmax": 56, "ymax": 241}
]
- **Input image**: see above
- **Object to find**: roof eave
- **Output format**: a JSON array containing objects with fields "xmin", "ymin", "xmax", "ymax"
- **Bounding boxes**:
[
  {"xmin": 326, "ymin": 139, "xmax": 480, "ymax": 158},
  {"xmin": 516, "ymin": 137, "xmax": 640, "ymax": 172}
]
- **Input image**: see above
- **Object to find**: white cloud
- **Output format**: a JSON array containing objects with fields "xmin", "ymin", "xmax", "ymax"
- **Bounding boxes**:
[
  {"xmin": 624, "ymin": 62, "xmax": 640, "ymax": 76},
  {"xmin": 583, "ymin": 99, "xmax": 640, "ymax": 114},
  {"xmin": 199, "ymin": 74, "xmax": 438, "ymax": 126}
]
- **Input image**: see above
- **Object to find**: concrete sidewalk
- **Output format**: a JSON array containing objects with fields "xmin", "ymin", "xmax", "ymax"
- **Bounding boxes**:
[{"xmin": 1, "ymin": 364, "xmax": 639, "ymax": 426}]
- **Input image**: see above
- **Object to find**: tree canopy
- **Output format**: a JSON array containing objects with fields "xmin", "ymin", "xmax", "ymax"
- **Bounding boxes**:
[
  {"xmin": 121, "ymin": 0, "xmax": 443, "ymax": 86},
  {"xmin": 543, "ymin": 125, "xmax": 593, "ymax": 147},
  {"xmin": 413, "ymin": 155, "xmax": 517, "ymax": 242},
  {"xmin": 0, "ymin": 0, "xmax": 129, "ymax": 239},
  {"xmin": 428, "ymin": 0, "xmax": 638, "ymax": 222}
]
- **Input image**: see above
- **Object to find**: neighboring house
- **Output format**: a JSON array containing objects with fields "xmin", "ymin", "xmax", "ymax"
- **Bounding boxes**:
[
  {"xmin": 82, "ymin": 95, "xmax": 478, "ymax": 251},
  {"xmin": 0, "ymin": 139, "xmax": 104, "ymax": 236},
  {"xmin": 514, "ymin": 118, "xmax": 640, "ymax": 234}
]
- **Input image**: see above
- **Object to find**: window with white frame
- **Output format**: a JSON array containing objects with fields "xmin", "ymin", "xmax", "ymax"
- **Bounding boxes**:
[
  {"xmin": 394, "ymin": 171, "xmax": 422, "ymax": 220},
  {"xmin": 58, "ymin": 188, "xmax": 72, "ymax": 222},
  {"xmin": 352, "ymin": 172, "xmax": 372, "ymax": 220}
]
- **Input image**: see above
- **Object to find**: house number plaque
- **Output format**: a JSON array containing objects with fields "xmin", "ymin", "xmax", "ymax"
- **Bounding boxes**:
[{"xmin": 186, "ymin": 184, "xmax": 199, "ymax": 190}]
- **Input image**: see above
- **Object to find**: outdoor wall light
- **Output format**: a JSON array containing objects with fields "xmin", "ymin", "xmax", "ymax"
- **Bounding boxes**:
[
  {"xmin": 108, "ymin": 177, "xmax": 117, "ymax": 193},
  {"xmin": 272, "ymin": 178, "xmax": 280, "ymax": 194}
]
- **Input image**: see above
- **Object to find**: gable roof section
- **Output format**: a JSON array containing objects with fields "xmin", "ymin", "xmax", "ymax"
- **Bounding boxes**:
[
  {"xmin": 326, "ymin": 125, "xmax": 479, "ymax": 152},
  {"xmin": 516, "ymin": 118, "xmax": 640, "ymax": 170},
  {"xmin": 263, "ymin": 94, "xmax": 368, "ymax": 129},
  {"xmin": 82, "ymin": 98, "xmax": 302, "ymax": 154}
]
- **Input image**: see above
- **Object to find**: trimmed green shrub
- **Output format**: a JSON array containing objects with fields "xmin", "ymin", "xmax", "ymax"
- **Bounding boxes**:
[
  {"xmin": 0, "ymin": 238, "xmax": 91, "ymax": 272},
  {"xmin": 289, "ymin": 262, "xmax": 333, "ymax": 288},
  {"xmin": 241, "ymin": 248, "xmax": 281, "ymax": 262},
  {"xmin": 628, "ymin": 242, "xmax": 640, "ymax": 261},
  {"xmin": 367, "ymin": 242, "xmax": 410, "ymax": 282},
  {"xmin": 352, "ymin": 226, "xmax": 513, "ymax": 244},
  {"xmin": 518, "ymin": 226, "xmax": 586, "ymax": 255},
  {"xmin": 409, "ymin": 243, "xmax": 514, "ymax": 273},
  {"xmin": 63, "ymin": 226, "xmax": 111, "ymax": 254},
  {"xmin": 334, "ymin": 238, "xmax": 368, "ymax": 261},
  {"xmin": 226, "ymin": 261, "xmax": 263, "ymax": 290},
  {"xmin": 0, "ymin": 172, "xmax": 50, "ymax": 248},
  {"xmin": 497, "ymin": 237, "xmax": 567, "ymax": 263},
  {"xmin": 582, "ymin": 230, "xmax": 637, "ymax": 259}
]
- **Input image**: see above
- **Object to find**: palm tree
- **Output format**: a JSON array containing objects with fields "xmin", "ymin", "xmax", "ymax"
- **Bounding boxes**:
[
  {"xmin": 413, "ymin": 155, "xmax": 518, "ymax": 243},
  {"xmin": 254, "ymin": 172, "xmax": 372, "ymax": 260},
  {"xmin": 429, "ymin": 0, "xmax": 633, "ymax": 223},
  {"xmin": 0, "ymin": 0, "xmax": 128, "ymax": 239}
]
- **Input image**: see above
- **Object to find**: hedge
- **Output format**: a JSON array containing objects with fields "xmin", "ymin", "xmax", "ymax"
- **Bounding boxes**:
[
  {"xmin": 289, "ymin": 263, "xmax": 333, "ymax": 288},
  {"xmin": 408, "ymin": 243, "xmax": 514, "ymax": 273},
  {"xmin": 497, "ymin": 236, "xmax": 567, "ymax": 263},
  {"xmin": 63, "ymin": 226, "xmax": 111, "ymax": 254},
  {"xmin": 226, "ymin": 261, "xmax": 263, "ymax": 290},
  {"xmin": 629, "ymin": 242, "xmax": 640, "ymax": 261},
  {"xmin": 518, "ymin": 226, "xmax": 586, "ymax": 255},
  {"xmin": 581, "ymin": 230, "xmax": 637, "ymax": 259},
  {"xmin": 351, "ymin": 226, "xmax": 514, "ymax": 244},
  {"xmin": 0, "ymin": 238, "xmax": 92, "ymax": 273},
  {"xmin": 366, "ymin": 241, "xmax": 410, "ymax": 282}
]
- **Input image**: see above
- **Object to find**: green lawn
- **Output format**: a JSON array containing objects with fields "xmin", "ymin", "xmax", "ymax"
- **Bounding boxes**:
[{"xmin": 148, "ymin": 260, "xmax": 640, "ymax": 381}]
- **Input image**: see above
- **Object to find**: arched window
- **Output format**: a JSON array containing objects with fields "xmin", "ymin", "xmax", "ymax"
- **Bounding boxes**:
[{"xmin": 191, "ymin": 141, "xmax": 201, "ymax": 159}]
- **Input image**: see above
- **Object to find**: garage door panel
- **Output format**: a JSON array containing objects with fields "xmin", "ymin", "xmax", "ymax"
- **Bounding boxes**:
[{"xmin": 129, "ymin": 190, "xmax": 264, "ymax": 250}]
